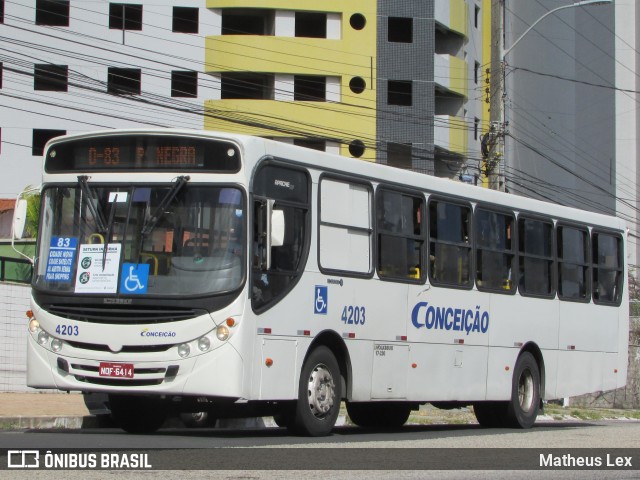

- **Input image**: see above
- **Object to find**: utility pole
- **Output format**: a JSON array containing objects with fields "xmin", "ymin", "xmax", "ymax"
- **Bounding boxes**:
[{"xmin": 488, "ymin": 0, "xmax": 504, "ymax": 191}]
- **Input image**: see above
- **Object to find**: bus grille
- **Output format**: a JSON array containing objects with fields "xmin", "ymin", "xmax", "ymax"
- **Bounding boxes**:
[
  {"xmin": 67, "ymin": 341, "xmax": 172, "ymax": 353},
  {"xmin": 45, "ymin": 304, "xmax": 205, "ymax": 324}
]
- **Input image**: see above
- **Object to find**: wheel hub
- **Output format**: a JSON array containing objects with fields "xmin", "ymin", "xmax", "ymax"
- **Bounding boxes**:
[
  {"xmin": 307, "ymin": 363, "xmax": 335, "ymax": 418},
  {"xmin": 518, "ymin": 368, "xmax": 535, "ymax": 413}
]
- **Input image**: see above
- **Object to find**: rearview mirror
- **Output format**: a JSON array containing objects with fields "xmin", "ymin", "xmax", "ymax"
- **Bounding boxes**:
[{"xmin": 12, "ymin": 198, "xmax": 27, "ymax": 241}]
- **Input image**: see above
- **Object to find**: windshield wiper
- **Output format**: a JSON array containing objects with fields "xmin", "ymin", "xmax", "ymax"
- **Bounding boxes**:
[
  {"xmin": 141, "ymin": 176, "xmax": 190, "ymax": 236},
  {"xmin": 78, "ymin": 175, "xmax": 107, "ymax": 233}
]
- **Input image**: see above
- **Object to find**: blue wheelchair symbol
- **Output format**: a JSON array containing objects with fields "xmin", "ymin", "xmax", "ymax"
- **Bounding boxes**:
[
  {"xmin": 314, "ymin": 286, "xmax": 328, "ymax": 315},
  {"xmin": 120, "ymin": 263, "xmax": 149, "ymax": 294}
]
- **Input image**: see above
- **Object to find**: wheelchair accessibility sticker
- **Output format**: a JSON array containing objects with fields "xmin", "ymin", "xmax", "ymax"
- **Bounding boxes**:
[
  {"xmin": 314, "ymin": 285, "xmax": 328, "ymax": 315},
  {"xmin": 120, "ymin": 263, "xmax": 149, "ymax": 294}
]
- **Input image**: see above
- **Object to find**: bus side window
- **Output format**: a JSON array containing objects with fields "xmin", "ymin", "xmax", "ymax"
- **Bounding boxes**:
[
  {"xmin": 429, "ymin": 200, "xmax": 472, "ymax": 287},
  {"xmin": 592, "ymin": 232, "xmax": 623, "ymax": 305},
  {"xmin": 518, "ymin": 217, "xmax": 554, "ymax": 297},
  {"xmin": 376, "ymin": 189, "xmax": 425, "ymax": 282},
  {"xmin": 475, "ymin": 208, "xmax": 515, "ymax": 292}
]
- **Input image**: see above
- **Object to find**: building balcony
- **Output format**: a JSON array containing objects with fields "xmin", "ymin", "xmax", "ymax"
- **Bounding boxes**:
[
  {"xmin": 434, "ymin": 115, "xmax": 468, "ymax": 157},
  {"xmin": 207, "ymin": 0, "xmax": 350, "ymax": 13},
  {"xmin": 434, "ymin": 54, "xmax": 467, "ymax": 98},
  {"xmin": 203, "ymin": 99, "xmax": 376, "ymax": 161},
  {"xmin": 434, "ymin": 0, "xmax": 468, "ymax": 38}
]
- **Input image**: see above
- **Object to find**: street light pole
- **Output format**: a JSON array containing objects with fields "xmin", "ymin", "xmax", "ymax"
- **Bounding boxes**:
[{"xmin": 486, "ymin": 0, "xmax": 613, "ymax": 191}]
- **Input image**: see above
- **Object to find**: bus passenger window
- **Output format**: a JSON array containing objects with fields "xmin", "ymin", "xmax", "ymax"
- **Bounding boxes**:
[
  {"xmin": 475, "ymin": 209, "xmax": 515, "ymax": 292},
  {"xmin": 429, "ymin": 200, "xmax": 472, "ymax": 287},
  {"xmin": 376, "ymin": 189, "xmax": 424, "ymax": 282},
  {"xmin": 557, "ymin": 226, "xmax": 589, "ymax": 301},
  {"xmin": 592, "ymin": 233, "xmax": 623, "ymax": 305},
  {"xmin": 518, "ymin": 217, "xmax": 554, "ymax": 297}
]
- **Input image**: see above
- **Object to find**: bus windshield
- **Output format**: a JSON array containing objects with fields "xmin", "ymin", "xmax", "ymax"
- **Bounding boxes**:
[{"xmin": 34, "ymin": 183, "xmax": 245, "ymax": 297}]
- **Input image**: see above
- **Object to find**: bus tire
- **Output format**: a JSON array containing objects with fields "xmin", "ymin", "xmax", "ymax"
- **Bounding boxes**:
[
  {"xmin": 473, "ymin": 401, "xmax": 507, "ymax": 428},
  {"xmin": 347, "ymin": 402, "xmax": 411, "ymax": 429},
  {"xmin": 376, "ymin": 403, "xmax": 411, "ymax": 428},
  {"xmin": 289, "ymin": 346, "xmax": 341, "ymax": 436},
  {"xmin": 506, "ymin": 352, "xmax": 540, "ymax": 429},
  {"xmin": 346, "ymin": 402, "xmax": 377, "ymax": 427},
  {"xmin": 180, "ymin": 411, "xmax": 216, "ymax": 428},
  {"xmin": 108, "ymin": 394, "xmax": 168, "ymax": 434}
]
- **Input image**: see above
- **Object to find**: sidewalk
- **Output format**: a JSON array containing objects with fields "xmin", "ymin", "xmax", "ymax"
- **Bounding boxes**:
[{"xmin": 0, "ymin": 391, "xmax": 93, "ymax": 429}]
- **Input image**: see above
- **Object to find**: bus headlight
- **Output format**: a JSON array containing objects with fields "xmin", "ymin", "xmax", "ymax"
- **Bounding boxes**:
[
  {"xmin": 178, "ymin": 343, "xmax": 191, "ymax": 358},
  {"xmin": 216, "ymin": 325, "xmax": 230, "ymax": 342},
  {"xmin": 51, "ymin": 338, "xmax": 63, "ymax": 352},
  {"xmin": 198, "ymin": 336, "xmax": 211, "ymax": 352},
  {"xmin": 38, "ymin": 331, "xmax": 50, "ymax": 346},
  {"xmin": 29, "ymin": 318, "xmax": 40, "ymax": 333}
]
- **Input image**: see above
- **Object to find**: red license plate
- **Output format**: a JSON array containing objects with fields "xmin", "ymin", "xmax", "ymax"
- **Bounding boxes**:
[{"xmin": 99, "ymin": 362, "xmax": 134, "ymax": 378}]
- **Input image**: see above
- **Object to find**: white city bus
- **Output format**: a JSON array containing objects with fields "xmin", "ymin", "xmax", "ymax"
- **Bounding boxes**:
[{"xmin": 23, "ymin": 129, "xmax": 628, "ymax": 436}]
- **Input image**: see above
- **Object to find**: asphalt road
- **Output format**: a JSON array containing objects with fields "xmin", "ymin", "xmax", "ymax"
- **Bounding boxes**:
[{"xmin": 1, "ymin": 420, "xmax": 639, "ymax": 479}]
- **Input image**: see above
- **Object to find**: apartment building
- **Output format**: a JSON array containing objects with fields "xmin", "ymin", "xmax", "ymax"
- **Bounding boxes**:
[
  {"xmin": 203, "ymin": 0, "xmax": 487, "ymax": 179},
  {"xmin": 0, "ymin": 0, "xmax": 218, "ymax": 197}
]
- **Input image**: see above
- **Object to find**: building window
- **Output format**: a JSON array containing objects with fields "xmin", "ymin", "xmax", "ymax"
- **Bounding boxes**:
[
  {"xmin": 172, "ymin": 7, "xmax": 198, "ymax": 33},
  {"xmin": 474, "ymin": 118, "xmax": 480, "ymax": 141},
  {"xmin": 518, "ymin": 217, "xmax": 554, "ymax": 297},
  {"xmin": 387, "ymin": 143, "xmax": 412, "ymax": 169},
  {"xmin": 475, "ymin": 209, "xmax": 515, "ymax": 293},
  {"xmin": 388, "ymin": 80, "xmax": 412, "ymax": 106},
  {"xmin": 171, "ymin": 70, "xmax": 197, "ymax": 98},
  {"xmin": 34, "ymin": 64, "xmax": 68, "ymax": 91},
  {"xmin": 474, "ymin": 61, "xmax": 480, "ymax": 84},
  {"xmin": 0, "ymin": 62, "xmax": 3, "ymax": 89},
  {"xmin": 0, "ymin": 0, "xmax": 4, "ymax": 23},
  {"xmin": 294, "ymin": 75, "xmax": 326, "ymax": 101},
  {"xmin": 36, "ymin": 0, "xmax": 70, "ymax": 27},
  {"xmin": 294, "ymin": 138, "xmax": 325, "ymax": 151},
  {"xmin": 295, "ymin": 12, "xmax": 326, "ymax": 38},
  {"xmin": 222, "ymin": 9, "xmax": 274, "ymax": 35},
  {"xmin": 221, "ymin": 72, "xmax": 272, "ymax": 100},
  {"xmin": 109, "ymin": 3, "xmax": 142, "ymax": 31},
  {"xmin": 475, "ymin": 6, "xmax": 480, "ymax": 29},
  {"xmin": 33, "ymin": 129, "xmax": 65, "ymax": 156},
  {"xmin": 429, "ymin": 200, "xmax": 472, "ymax": 287},
  {"xmin": 377, "ymin": 189, "xmax": 424, "ymax": 282},
  {"xmin": 388, "ymin": 17, "xmax": 412, "ymax": 43},
  {"xmin": 107, "ymin": 68, "xmax": 141, "ymax": 95}
]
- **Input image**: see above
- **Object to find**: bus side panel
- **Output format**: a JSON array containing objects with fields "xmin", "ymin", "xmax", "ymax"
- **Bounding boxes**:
[
  {"xmin": 555, "ymin": 351, "xmax": 604, "ymax": 398},
  {"xmin": 407, "ymin": 344, "xmax": 488, "ymax": 401},
  {"xmin": 484, "ymin": 346, "xmax": 518, "ymax": 401},
  {"xmin": 558, "ymin": 303, "xmax": 618, "ymax": 353},
  {"xmin": 257, "ymin": 338, "xmax": 298, "ymax": 400},
  {"xmin": 488, "ymin": 296, "xmax": 559, "ymax": 351}
]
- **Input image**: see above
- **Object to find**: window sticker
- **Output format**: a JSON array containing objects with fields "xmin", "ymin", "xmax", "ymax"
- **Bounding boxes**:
[
  {"xmin": 74, "ymin": 244, "xmax": 121, "ymax": 293},
  {"xmin": 45, "ymin": 237, "xmax": 77, "ymax": 282},
  {"xmin": 120, "ymin": 263, "xmax": 149, "ymax": 295}
]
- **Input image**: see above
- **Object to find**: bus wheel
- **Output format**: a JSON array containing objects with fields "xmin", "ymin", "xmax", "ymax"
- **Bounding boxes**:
[
  {"xmin": 506, "ymin": 352, "xmax": 540, "ymax": 429},
  {"xmin": 289, "ymin": 346, "xmax": 342, "ymax": 436},
  {"xmin": 346, "ymin": 402, "xmax": 376, "ymax": 427},
  {"xmin": 180, "ymin": 411, "xmax": 216, "ymax": 428},
  {"xmin": 108, "ymin": 394, "xmax": 168, "ymax": 434},
  {"xmin": 473, "ymin": 401, "xmax": 507, "ymax": 427},
  {"xmin": 346, "ymin": 402, "xmax": 411, "ymax": 429},
  {"xmin": 376, "ymin": 403, "xmax": 411, "ymax": 428}
]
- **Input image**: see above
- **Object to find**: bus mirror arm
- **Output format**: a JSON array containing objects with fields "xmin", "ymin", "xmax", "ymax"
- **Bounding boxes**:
[{"xmin": 11, "ymin": 186, "xmax": 40, "ymax": 264}]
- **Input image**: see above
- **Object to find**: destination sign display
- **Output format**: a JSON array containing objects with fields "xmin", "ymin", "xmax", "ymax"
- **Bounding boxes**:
[{"xmin": 45, "ymin": 135, "xmax": 241, "ymax": 173}]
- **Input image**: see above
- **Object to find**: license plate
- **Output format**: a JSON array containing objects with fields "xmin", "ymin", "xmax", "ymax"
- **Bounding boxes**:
[{"xmin": 99, "ymin": 362, "xmax": 134, "ymax": 378}]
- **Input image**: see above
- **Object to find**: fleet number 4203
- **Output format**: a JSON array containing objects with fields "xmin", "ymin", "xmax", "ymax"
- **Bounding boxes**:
[{"xmin": 341, "ymin": 306, "xmax": 366, "ymax": 325}]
